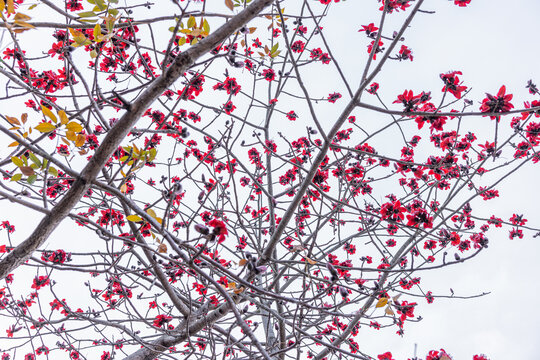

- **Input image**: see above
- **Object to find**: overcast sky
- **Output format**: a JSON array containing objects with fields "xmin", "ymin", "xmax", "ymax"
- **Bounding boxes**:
[{"xmin": 1, "ymin": 1, "xmax": 540, "ymax": 359}]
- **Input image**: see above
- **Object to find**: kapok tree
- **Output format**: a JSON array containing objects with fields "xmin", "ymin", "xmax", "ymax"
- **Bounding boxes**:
[{"xmin": 0, "ymin": 0, "xmax": 536, "ymax": 359}]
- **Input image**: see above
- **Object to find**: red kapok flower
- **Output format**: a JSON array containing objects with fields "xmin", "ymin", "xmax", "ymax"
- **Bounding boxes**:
[{"xmin": 208, "ymin": 219, "xmax": 228, "ymax": 242}]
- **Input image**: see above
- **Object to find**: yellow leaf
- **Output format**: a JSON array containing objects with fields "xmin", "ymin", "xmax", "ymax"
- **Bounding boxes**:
[
  {"xmin": 224, "ymin": 0, "xmax": 233, "ymax": 11},
  {"xmin": 93, "ymin": 23, "xmax": 102, "ymax": 42},
  {"xmin": 146, "ymin": 208, "xmax": 157, "ymax": 218},
  {"xmin": 61, "ymin": 137, "xmax": 71, "ymax": 145},
  {"xmin": 6, "ymin": 116, "xmax": 20, "ymax": 125},
  {"xmin": 375, "ymin": 297, "xmax": 389, "ymax": 308},
  {"xmin": 8, "ymin": 141, "xmax": 19, "ymax": 147},
  {"xmin": 385, "ymin": 306, "xmax": 395, "ymax": 316},
  {"xmin": 58, "ymin": 110, "xmax": 69, "ymax": 125},
  {"xmin": 11, "ymin": 156, "xmax": 23, "ymax": 167},
  {"xmin": 187, "ymin": 16, "xmax": 196, "ymax": 29},
  {"xmin": 41, "ymin": 105, "xmax": 57, "ymax": 123},
  {"xmin": 66, "ymin": 130, "xmax": 76, "ymax": 141},
  {"xmin": 0, "ymin": 0, "xmax": 5, "ymax": 12},
  {"xmin": 238, "ymin": 259, "xmax": 248, "ymax": 266},
  {"xmin": 34, "ymin": 122, "xmax": 56, "ymax": 133},
  {"xmin": 228, "ymin": 282, "xmax": 236, "ymax": 289},
  {"xmin": 249, "ymin": 27, "xmax": 257, "ymax": 34},
  {"xmin": 14, "ymin": 20, "xmax": 35, "ymax": 29},
  {"xmin": 14, "ymin": 12, "xmax": 31, "ymax": 21},
  {"xmin": 66, "ymin": 121, "xmax": 83, "ymax": 132},
  {"xmin": 120, "ymin": 183, "xmax": 127, "ymax": 193},
  {"xmin": 7, "ymin": 0, "xmax": 14, "ymax": 14},
  {"xmin": 126, "ymin": 215, "xmax": 143, "ymax": 222},
  {"xmin": 75, "ymin": 134, "xmax": 86, "ymax": 147}
]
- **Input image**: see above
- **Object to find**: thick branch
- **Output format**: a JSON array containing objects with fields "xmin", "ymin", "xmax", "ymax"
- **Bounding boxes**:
[{"xmin": 0, "ymin": 0, "xmax": 275, "ymax": 279}]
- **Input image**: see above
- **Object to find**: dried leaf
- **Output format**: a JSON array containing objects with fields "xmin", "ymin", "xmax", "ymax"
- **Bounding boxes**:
[
  {"xmin": 233, "ymin": 286, "xmax": 245, "ymax": 294},
  {"xmin": 120, "ymin": 183, "xmax": 128, "ymax": 193},
  {"xmin": 6, "ymin": 116, "xmax": 20, "ymax": 125},
  {"xmin": 238, "ymin": 259, "xmax": 248, "ymax": 266},
  {"xmin": 305, "ymin": 257, "xmax": 317, "ymax": 265},
  {"xmin": 157, "ymin": 243, "xmax": 167, "ymax": 253},
  {"xmin": 375, "ymin": 297, "xmax": 389, "ymax": 308},
  {"xmin": 224, "ymin": 0, "xmax": 234, "ymax": 11},
  {"xmin": 385, "ymin": 306, "xmax": 395, "ymax": 316},
  {"xmin": 19, "ymin": 166, "xmax": 34, "ymax": 176},
  {"xmin": 21, "ymin": 113, "xmax": 27, "ymax": 124}
]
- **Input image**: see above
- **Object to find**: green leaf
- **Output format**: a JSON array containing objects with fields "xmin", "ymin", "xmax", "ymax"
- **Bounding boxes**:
[
  {"xmin": 78, "ymin": 11, "xmax": 97, "ymax": 17},
  {"xmin": 29, "ymin": 153, "xmax": 41, "ymax": 167},
  {"xmin": 11, "ymin": 156, "xmax": 23, "ymax": 167},
  {"xmin": 94, "ymin": 0, "xmax": 106, "ymax": 11},
  {"xmin": 108, "ymin": 8, "xmax": 118, "ymax": 16},
  {"xmin": 149, "ymin": 148, "xmax": 157, "ymax": 162},
  {"xmin": 93, "ymin": 23, "xmax": 102, "ymax": 41},
  {"xmin": 10, "ymin": 173, "xmax": 22, "ymax": 182},
  {"xmin": 271, "ymin": 42, "xmax": 279, "ymax": 53},
  {"xmin": 48, "ymin": 166, "xmax": 58, "ymax": 177},
  {"xmin": 26, "ymin": 174, "xmax": 37, "ymax": 184},
  {"xmin": 203, "ymin": 19, "xmax": 210, "ymax": 33}
]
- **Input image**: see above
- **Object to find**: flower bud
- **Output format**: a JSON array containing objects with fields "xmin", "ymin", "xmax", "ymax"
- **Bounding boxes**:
[{"xmin": 194, "ymin": 224, "xmax": 210, "ymax": 235}]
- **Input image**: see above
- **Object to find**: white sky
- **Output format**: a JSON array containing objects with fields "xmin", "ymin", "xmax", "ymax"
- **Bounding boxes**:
[{"xmin": 1, "ymin": 1, "xmax": 540, "ymax": 359}]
